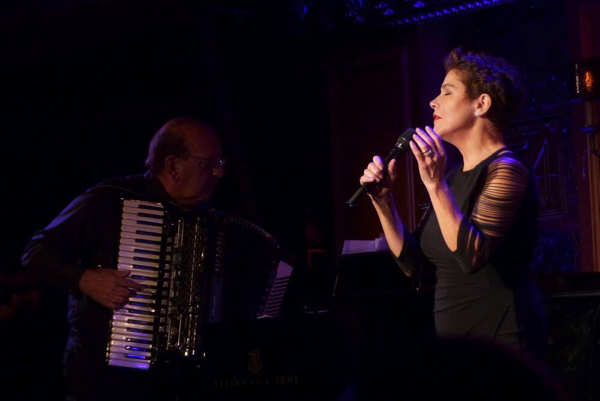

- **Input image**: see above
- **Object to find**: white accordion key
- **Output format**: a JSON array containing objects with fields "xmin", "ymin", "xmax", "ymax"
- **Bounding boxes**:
[
  {"xmin": 111, "ymin": 326, "xmax": 154, "ymax": 340},
  {"xmin": 107, "ymin": 199, "xmax": 167, "ymax": 371}
]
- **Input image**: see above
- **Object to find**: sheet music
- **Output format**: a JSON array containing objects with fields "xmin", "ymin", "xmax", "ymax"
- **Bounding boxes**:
[{"xmin": 341, "ymin": 234, "xmax": 389, "ymax": 255}]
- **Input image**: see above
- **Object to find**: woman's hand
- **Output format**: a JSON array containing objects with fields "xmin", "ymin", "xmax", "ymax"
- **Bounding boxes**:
[
  {"xmin": 410, "ymin": 126, "xmax": 447, "ymax": 190},
  {"xmin": 359, "ymin": 155, "xmax": 397, "ymax": 203}
]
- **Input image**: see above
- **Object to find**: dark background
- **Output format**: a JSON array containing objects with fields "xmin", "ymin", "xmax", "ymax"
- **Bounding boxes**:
[
  {"xmin": 0, "ymin": 0, "xmax": 586, "ymax": 297},
  {"xmin": 1, "ymin": 0, "xmax": 599, "ymax": 400}
]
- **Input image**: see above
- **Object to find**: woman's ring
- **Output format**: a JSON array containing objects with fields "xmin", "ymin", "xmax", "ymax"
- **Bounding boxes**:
[{"xmin": 422, "ymin": 149, "xmax": 434, "ymax": 157}]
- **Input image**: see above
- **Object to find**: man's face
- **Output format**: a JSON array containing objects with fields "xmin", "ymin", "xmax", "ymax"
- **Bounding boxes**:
[{"xmin": 175, "ymin": 129, "xmax": 224, "ymax": 207}]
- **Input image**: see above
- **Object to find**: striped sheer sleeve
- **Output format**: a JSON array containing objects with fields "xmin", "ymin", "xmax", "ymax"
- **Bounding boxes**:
[{"xmin": 453, "ymin": 155, "xmax": 531, "ymax": 274}]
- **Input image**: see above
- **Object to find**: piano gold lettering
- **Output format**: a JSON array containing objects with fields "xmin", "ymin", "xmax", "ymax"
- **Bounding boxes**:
[
  {"xmin": 214, "ymin": 375, "xmax": 301, "ymax": 388},
  {"xmin": 275, "ymin": 375, "xmax": 300, "ymax": 385},
  {"xmin": 214, "ymin": 378, "xmax": 266, "ymax": 388}
]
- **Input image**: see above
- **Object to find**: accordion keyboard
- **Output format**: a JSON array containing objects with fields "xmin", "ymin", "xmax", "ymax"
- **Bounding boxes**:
[{"xmin": 107, "ymin": 199, "xmax": 167, "ymax": 370}]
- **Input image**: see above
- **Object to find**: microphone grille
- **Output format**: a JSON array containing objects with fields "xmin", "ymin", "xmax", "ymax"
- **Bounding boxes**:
[{"xmin": 397, "ymin": 128, "xmax": 416, "ymax": 144}]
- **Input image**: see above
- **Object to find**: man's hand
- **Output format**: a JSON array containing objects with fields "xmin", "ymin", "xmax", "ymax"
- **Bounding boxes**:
[{"xmin": 79, "ymin": 268, "xmax": 144, "ymax": 310}]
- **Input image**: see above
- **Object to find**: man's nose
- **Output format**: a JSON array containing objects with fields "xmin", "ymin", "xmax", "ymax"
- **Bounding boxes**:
[{"xmin": 213, "ymin": 166, "xmax": 225, "ymax": 178}]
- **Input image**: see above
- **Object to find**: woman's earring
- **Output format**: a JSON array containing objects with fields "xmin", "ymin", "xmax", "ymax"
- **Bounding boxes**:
[{"xmin": 475, "ymin": 112, "xmax": 480, "ymax": 117}]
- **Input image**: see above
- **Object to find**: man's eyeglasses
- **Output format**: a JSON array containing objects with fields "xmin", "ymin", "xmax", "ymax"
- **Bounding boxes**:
[{"xmin": 186, "ymin": 155, "xmax": 226, "ymax": 169}]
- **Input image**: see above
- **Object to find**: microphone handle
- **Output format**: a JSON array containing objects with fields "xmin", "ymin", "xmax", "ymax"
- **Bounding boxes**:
[{"xmin": 346, "ymin": 146, "xmax": 403, "ymax": 207}]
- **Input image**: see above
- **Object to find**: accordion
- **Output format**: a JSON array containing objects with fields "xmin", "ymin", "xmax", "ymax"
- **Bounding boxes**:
[{"xmin": 106, "ymin": 199, "xmax": 284, "ymax": 371}]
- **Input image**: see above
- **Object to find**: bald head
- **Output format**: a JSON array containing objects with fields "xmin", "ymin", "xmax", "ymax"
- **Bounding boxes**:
[
  {"xmin": 146, "ymin": 116, "xmax": 224, "ymax": 208},
  {"xmin": 145, "ymin": 116, "xmax": 220, "ymax": 174}
]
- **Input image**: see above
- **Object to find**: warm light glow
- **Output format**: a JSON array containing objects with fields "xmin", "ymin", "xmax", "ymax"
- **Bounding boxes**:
[{"xmin": 585, "ymin": 71, "xmax": 594, "ymax": 93}]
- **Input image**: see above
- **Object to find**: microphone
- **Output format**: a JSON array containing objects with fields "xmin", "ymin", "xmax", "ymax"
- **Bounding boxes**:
[{"xmin": 346, "ymin": 128, "xmax": 416, "ymax": 207}]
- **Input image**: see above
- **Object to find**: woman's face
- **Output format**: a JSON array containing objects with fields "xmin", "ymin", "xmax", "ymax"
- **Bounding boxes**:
[{"xmin": 429, "ymin": 69, "xmax": 478, "ymax": 138}]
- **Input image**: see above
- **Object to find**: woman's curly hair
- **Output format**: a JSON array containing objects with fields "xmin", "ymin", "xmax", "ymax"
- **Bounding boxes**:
[{"xmin": 444, "ymin": 48, "xmax": 526, "ymax": 130}]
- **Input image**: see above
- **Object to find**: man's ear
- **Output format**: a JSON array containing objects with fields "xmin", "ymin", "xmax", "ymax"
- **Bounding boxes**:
[
  {"xmin": 475, "ymin": 93, "xmax": 492, "ymax": 117},
  {"xmin": 164, "ymin": 155, "xmax": 180, "ymax": 182}
]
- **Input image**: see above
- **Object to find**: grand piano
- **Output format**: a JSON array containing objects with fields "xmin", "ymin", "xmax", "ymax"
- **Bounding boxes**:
[{"xmin": 179, "ymin": 250, "xmax": 436, "ymax": 401}]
